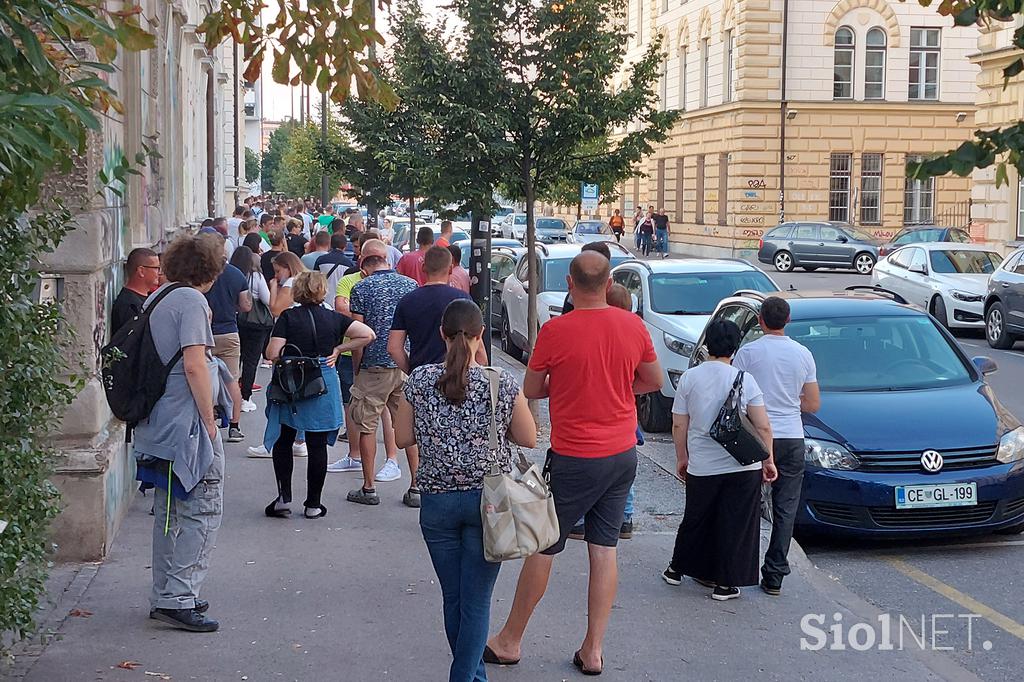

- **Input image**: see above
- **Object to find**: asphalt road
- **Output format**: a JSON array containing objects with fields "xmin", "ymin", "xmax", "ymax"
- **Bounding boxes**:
[{"xmin": 762, "ymin": 263, "xmax": 1024, "ymax": 681}]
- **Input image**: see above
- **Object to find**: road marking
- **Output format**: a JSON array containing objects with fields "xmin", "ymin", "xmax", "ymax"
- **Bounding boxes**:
[{"xmin": 887, "ymin": 557, "xmax": 1024, "ymax": 641}]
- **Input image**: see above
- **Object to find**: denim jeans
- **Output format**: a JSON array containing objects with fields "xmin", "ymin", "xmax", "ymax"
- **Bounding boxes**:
[
  {"xmin": 655, "ymin": 227, "xmax": 668, "ymax": 254},
  {"xmin": 638, "ymin": 232, "xmax": 652, "ymax": 256},
  {"xmin": 420, "ymin": 490, "xmax": 501, "ymax": 682},
  {"xmin": 762, "ymin": 439, "xmax": 806, "ymax": 584}
]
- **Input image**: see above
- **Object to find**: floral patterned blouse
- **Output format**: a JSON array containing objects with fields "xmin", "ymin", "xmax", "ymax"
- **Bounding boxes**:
[{"xmin": 403, "ymin": 364, "xmax": 520, "ymax": 494}]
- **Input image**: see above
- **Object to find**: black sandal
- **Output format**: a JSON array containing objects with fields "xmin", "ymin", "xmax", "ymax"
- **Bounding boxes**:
[
  {"xmin": 573, "ymin": 650, "xmax": 602, "ymax": 676},
  {"xmin": 483, "ymin": 644, "xmax": 519, "ymax": 666},
  {"xmin": 265, "ymin": 500, "xmax": 291, "ymax": 518},
  {"xmin": 303, "ymin": 504, "xmax": 327, "ymax": 519}
]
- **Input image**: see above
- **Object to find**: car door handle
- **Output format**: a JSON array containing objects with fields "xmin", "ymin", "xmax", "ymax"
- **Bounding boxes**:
[{"xmin": 1002, "ymin": 282, "xmax": 1010, "ymax": 288}]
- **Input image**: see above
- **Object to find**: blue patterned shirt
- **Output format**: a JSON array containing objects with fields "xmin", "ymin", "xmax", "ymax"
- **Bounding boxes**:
[{"xmin": 349, "ymin": 269, "xmax": 419, "ymax": 369}]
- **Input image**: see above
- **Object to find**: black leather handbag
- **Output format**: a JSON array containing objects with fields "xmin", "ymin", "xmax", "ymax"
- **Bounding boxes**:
[
  {"xmin": 709, "ymin": 370, "xmax": 770, "ymax": 466},
  {"xmin": 267, "ymin": 308, "xmax": 327, "ymax": 408}
]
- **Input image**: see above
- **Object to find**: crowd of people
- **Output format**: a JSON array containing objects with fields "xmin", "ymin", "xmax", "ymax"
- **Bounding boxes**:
[{"xmin": 111, "ymin": 194, "xmax": 818, "ymax": 681}]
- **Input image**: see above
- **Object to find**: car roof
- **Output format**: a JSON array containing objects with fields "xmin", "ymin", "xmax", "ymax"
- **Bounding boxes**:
[
  {"xmin": 613, "ymin": 257, "xmax": 760, "ymax": 274},
  {"xmin": 722, "ymin": 289, "xmax": 923, "ymax": 319},
  {"xmin": 890, "ymin": 242, "xmax": 998, "ymax": 253},
  {"xmin": 531, "ymin": 242, "xmax": 634, "ymax": 259}
]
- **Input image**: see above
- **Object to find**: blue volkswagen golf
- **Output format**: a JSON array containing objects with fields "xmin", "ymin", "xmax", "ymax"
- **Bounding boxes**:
[{"xmin": 691, "ymin": 287, "xmax": 1024, "ymax": 538}]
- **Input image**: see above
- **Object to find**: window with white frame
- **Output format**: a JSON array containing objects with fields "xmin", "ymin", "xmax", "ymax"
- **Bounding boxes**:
[
  {"xmin": 860, "ymin": 153, "xmax": 883, "ymax": 225},
  {"xmin": 904, "ymin": 154, "xmax": 935, "ymax": 224},
  {"xmin": 659, "ymin": 58, "xmax": 667, "ymax": 112},
  {"xmin": 724, "ymin": 31, "xmax": 734, "ymax": 103},
  {"xmin": 700, "ymin": 38, "xmax": 709, "ymax": 108},
  {"xmin": 909, "ymin": 28, "xmax": 940, "ymax": 100},
  {"xmin": 678, "ymin": 46, "xmax": 688, "ymax": 110},
  {"xmin": 637, "ymin": 0, "xmax": 643, "ymax": 45},
  {"xmin": 1017, "ymin": 178, "xmax": 1024, "ymax": 239},
  {"xmin": 661, "ymin": 0, "xmax": 668, "ymax": 13},
  {"xmin": 865, "ymin": 28, "xmax": 886, "ymax": 100},
  {"xmin": 829, "ymin": 153, "xmax": 853, "ymax": 222},
  {"xmin": 834, "ymin": 27, "xmax": 854, "ymax": 100}
]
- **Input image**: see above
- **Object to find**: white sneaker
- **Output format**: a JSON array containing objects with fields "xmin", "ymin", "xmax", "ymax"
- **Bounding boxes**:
[
  {"xmin": 327, "ymin": 456, "xmax": 363, "ymax": 473},
  {"xmin": 375, "ymin": 459, "xmax": 401, "ymax": 482},
  {"xmin": 241, "ymin": 399, "xmax": 257, "ymax": 413},
  {"xmin": 247, "ymin": 445, "xmax": 272, "ymax": 458},
  {"xmin": 293, "ymin": 442, "xmax": 308, "ymax": 457}
]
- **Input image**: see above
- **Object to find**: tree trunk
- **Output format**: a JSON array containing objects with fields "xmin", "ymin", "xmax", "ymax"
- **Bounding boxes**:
[
  {"xmin": 409, "ymin": 195, "xmax": 416, "ymax": 232},
  {"xmin": 524, "ymin": 169, "xmax": 540, "ymax": 422},
  {"xmin": 576, "ymin": 201, "xmax": 582, "ymax": 223}
]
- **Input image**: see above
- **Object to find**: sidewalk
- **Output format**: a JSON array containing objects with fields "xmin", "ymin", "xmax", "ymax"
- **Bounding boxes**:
[{"xmin": 9, "ymin": 356, "xmax": 972, "ymax": 681}]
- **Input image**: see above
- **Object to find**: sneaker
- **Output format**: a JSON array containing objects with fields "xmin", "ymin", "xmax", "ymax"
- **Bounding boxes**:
[
  {"xmin": 240, "ymin": 399, "xmax": 258, "ymax": 413},
  {"xmin": 403, "ymin": 488, "xmax": 421, "ymax": 508},
  {"xmin": 567, "ymin": 523, "xmax": 585, "ymax": 541},
  {"xmin": 227, "ymin": 427, "xmax": 245, "ymax": 443},
  {"xmin": 252, "ymin": 383, "xmax": 263, "ymax": 391},
  {"xmin": 375, "ymin": 459, "xmax": 401, "ymax": 482},
  {"xmin": 619, "ymin": 519, "xmax": 633, "ymax": 540},
  {"xmin": 711, "ymin": 586, "xmax": 741, "ymax": 601},
  {"xmin": 149, "ymin": 607, "xmax": 219, "ymax": 632},
  {"xmin": 293, "ymin": 442, "xmax": 308, "ymax": 457},
  {"xmin": 247, "ymin": 445, "xmax": 272, "ymax": 458},
  {"xmin": 662, "ymin": 567, "xmax": 682, "ymax": 586},
  {"xmin": 347, "ymin": 487, "xmax": 380, "ymax": 506},
  {"xmin": 327, "ymin": 456, "xmax": 363, "ymax": 473},
  {"xmin": 759, "ymin": 579, "xmax": 781, "ymax": 597}
]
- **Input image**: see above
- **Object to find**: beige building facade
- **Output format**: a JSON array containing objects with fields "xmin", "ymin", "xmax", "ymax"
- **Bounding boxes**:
[{"xmin": 553, "ymin": 0, "xmax": 982, "ymax": 258}]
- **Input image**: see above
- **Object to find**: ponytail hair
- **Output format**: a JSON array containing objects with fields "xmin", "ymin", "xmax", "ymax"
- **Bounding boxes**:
[{"xmin": 437, "ymin": 299, "xmax": 484, "ymax": 404}]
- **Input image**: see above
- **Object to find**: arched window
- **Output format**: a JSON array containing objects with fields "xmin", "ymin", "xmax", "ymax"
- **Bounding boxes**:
[
  {"xmin": 865, "ymin": 28, "xmax": 887, "ymax": 100},
  {"xmin": 834, "ymin": 27, "xmax": 854, "ymax": 100}
]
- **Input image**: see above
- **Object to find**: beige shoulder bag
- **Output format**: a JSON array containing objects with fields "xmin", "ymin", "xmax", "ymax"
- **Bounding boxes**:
[{"xmin": 479, "ymin": 367, "xmax": 560, "ymax": 562}]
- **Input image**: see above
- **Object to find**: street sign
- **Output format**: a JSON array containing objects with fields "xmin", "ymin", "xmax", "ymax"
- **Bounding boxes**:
[{"xmin": 580, "ymin": 183, "xmax": 599, "ymax": 212}]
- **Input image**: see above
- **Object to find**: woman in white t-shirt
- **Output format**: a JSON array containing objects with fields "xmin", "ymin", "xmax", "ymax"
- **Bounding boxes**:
[{"xmin": 662, "ymin": 319, "xmax": 777, "ymax": 601}]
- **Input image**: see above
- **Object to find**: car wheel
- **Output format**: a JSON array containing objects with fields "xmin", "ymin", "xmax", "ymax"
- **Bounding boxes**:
[
  {"xmin": 773, "ymin": 251, "xmax": 794, "ymax": 273},
  {"xmin": 637, "ymin": 391, "xmax": 672, "ymax": 433},
  {"xmin": 986, "ymin": 301, "xmax": 1016, "ymax": 350},
  {"xmin": 500, "ymin": 309, "xmax": 524, "ymax": 362},
  {"xmin": 854, "ymin": 252, "xmax": 876, "ymax": 275},
  {"xmin": 930, "ymin": 296, "xmax": 950, "ymax": 329}
]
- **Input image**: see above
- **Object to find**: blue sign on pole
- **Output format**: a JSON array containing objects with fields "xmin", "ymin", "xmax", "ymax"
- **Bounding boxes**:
[{"xmin": 580, "ymin": 183, "xmax": 599, "ymax": 212}]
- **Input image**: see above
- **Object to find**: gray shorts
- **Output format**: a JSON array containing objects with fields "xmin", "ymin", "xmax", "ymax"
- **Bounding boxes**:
[{"xmin": 542, "ymin": 447, "xmax": 638, "ymax": 554}]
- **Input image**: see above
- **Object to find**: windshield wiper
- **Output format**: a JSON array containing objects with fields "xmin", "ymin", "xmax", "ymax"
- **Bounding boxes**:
[{"xmin": 662, "ymin": 309, "xmax": 706, "ymax": 315}]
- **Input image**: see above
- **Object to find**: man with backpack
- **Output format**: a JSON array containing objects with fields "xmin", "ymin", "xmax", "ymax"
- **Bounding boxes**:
[{"xmin": 313, "ymin": 232, "xmax": 355, "ymax": 299}]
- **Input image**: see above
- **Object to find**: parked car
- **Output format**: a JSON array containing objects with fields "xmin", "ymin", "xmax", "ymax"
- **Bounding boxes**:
[
  {"xmin": 398, "ymin": 223, "xmax": 470, "ymax": 252},
  {"xmin": 499, "ymin": 242, "xmax": 635, "ymax": 360},
  {"xmin": 570, "ymin": 219, "xmax": 614, "ymax": 244},
  {"xmin": 535, "ymin": 217, "xmax": 571, "ymax": 244},
  {"xmin": 878, "ymin": 226, "xmax": 972, "ymax": 257},
  {"xmin": 451, "ymin": 238, "xmax": 524, "ymax": 270},
  {"xmin": 984, "ymin": 246, "xmax": 1024, "ymax": 349},
  {"xmin": 758, "ymin": 222, "xmax": 882, "ymax": 274},
  {"xmin": 611, "ymin": 258, "xmax": 779, "ymax": 432},
  {"xmin": 871, "ymin": 243, "xmax": 1002, "ymax": 330},
  {"xmin": 500, "ymin": 213, "xmax": 528, "ymax": 241},
  {"xmin": 690, "ymin": 287, "xmax": 1024, "ymax": 538}
]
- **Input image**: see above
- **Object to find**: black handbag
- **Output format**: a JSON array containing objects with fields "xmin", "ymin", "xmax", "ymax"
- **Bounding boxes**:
[
  {"xmin": 267, "ymin": 308, "xmax": 327, "ymax": 408},
  {"xmin": 709, "ymin": 370, "xmax": 770, "ymax": 466},
  {"xmin": 238, "ymin": 274, "xmax": 275, "ymax": 330}
]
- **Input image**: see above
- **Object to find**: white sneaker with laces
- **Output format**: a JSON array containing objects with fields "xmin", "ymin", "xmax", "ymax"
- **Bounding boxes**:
[
  {"xmin": 327, "ymin": 457, "xmax": 363, "ymax": 473},
  {"xmin": 241, "ymin": 399, "xmax": 257, "ymax": 413},
  {"xmin": 247, "ymin": 445, "xmax": 272, "ymax": 458},
  {"xmin": 375, "ymin": 459, "xmax": 401, "ymax": 482},
  {"xmin": 293, "ymin": 442, "xmax": 308, "ymax": 457}
]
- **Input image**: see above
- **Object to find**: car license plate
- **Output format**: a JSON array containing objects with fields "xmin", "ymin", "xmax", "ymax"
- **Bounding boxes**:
[{"xmin": 895, "ymin": 483, "xmax": 978, "ymax": 509}]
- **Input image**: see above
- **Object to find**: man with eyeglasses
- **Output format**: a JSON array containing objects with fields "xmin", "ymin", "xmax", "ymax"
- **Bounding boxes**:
[{"xmin": 111, "ymin": 247, "xmax": 162, "ymax": 335}]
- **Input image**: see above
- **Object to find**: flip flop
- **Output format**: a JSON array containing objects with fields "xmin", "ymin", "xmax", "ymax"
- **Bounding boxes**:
[
  {"xmin": 303, "ymin": 504, "xmax": 328, "ymax": 519},
  {"xmin": 264, "ymin": 500, "xmax": 291, "ymax": 518},
  {"xmin": 573, "ymin": 650, "xmax": 602, "ymax": 676},
  {"xmin": 483, "ymin": 644, "xmax": 519, "ymax": 666}
]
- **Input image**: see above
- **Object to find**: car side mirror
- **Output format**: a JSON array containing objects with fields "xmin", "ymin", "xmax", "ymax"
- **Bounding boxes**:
[
  {"xmin": 909, "ymin": 264, "xmax": 927, "ymax": 275},
  {"xmin": 836, "ymin": 235, "xmax": 848, "ymax": 243},
  {"xmin": 972, "ymin": 356, "xmax": 998, "ymax": 376}
]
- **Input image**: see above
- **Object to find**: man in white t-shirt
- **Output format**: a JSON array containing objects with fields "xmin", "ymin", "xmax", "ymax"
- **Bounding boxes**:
[{"xmin": 732, "ymin": 296, "xmax": 820, "ymax": 596}]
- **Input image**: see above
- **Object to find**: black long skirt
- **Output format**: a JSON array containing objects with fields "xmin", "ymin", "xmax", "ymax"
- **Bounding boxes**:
[{"xmin": 670, "ymin": 470, "xmax": 762, "ymax": 588}]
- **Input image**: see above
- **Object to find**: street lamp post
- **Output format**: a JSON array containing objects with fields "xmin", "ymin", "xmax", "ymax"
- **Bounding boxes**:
[{"xmin": 321, "ymin": 90, "xmax": 329, "ymax": 208}]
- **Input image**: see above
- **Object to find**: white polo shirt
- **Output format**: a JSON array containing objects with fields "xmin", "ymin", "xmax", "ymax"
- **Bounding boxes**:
[{"xmin": 733, "ymin": 334, "xmax": 817, "ymax": 439}]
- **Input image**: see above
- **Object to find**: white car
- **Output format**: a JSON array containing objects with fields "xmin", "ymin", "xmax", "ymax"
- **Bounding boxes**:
[
  {"xmin": 500, "ymin": 213, "xmax": 528, "ymax": 241},
  {"xmin": 871, "ymin": 243, "xmax": 1003, "ymax": 329},
  {"xmin": 499, "ymin": 242, "xmax": 635, "ymax": 360},
  {"xmin": 611, "ymin": 258, "xmax": 780, "ymax": 432},
  {"xmin": 570, "ymin": 219, "xmax": 614, "ymax": 245}
]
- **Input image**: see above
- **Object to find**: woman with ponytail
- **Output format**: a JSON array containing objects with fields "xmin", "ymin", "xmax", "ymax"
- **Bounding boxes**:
[{"xmin": 395, "ymin": 299, "xmax": 535, "ymax": 682}]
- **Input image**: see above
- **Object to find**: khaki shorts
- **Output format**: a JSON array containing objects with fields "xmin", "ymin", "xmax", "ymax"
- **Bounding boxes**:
[
  {"xmin": 349, "ymin": 367, "xmax": 407, "ymax": 434},
  {"xmin": 212, "ymin": 333, "xmax": 241, "ymax": 380}
]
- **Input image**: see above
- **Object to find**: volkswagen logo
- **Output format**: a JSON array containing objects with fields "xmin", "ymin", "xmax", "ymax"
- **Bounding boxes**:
[{"xmin": 921, "ymin": 450, "xmax": 944, "ymax": 473}]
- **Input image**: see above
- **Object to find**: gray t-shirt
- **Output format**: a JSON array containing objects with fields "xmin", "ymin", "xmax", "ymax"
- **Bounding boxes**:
[{"xmin": 672, "ymin": 361, "xmax": 765, "ymax": 477}]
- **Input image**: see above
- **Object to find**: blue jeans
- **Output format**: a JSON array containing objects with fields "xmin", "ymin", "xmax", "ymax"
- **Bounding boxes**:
[
  {"xmin": 655, "ymin": 227, "xmax": 668, "ymax": 254},
  {"xmin": 420, "ymin": 490, "xmax": 501, "ymax": 682},
  {"xmin": 638, "ymin": 232, "xmax": 652, "ymax": 255}
]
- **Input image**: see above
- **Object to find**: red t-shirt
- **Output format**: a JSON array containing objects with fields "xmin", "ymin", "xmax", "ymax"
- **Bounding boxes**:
[
  {"xmin": 396, "ymin": 250, "xmax": 427, "ymax": 285},
  {"xmin": 528, "ymin": 306, "xmax": 656, "ymax": 458}
]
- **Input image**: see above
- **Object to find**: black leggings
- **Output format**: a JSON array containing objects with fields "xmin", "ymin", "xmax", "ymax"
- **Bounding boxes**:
[
  {"xmin": 272, "ymin": 425, "xmax": 330, "ymax": 508},
  {"xmin": 238, "ymin": 325, "xmax": 270, "ymax": 400}
]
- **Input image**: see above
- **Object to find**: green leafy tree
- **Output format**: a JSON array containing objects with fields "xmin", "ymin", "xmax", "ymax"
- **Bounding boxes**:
[
  {"xmin": 275, "ymin": 122, "xmax": 344, "ymax": 198},
  {"xmin": 537, "ymin": 137, "xmax": 632, "ymax": 219},
  {"xmin": 0, "ymin": 0, "xmax": 153, "ymax": 642},
  {"xmin": 261, "ymin": 121, "xmax": 298, "ymax": 193},
  {"xmin": 244, "ymin": 147, "xmax": 261, "ymax": 184}
]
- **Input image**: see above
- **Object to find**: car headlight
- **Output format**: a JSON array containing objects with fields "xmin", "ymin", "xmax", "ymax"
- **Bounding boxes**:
[
  {"xmin": 663, "ymin": 332, "xmax": 695, "ymax": 357},
  {"xmin": 805, "ymin": 438, "xmax": 860, "ymax": 470},
  {"xmin": 950, "ymin": 290, "xmax": 984, "ymax": 303},
  {"xmin": 997, "ymin": 427, "xmax": 1024, "ymax": 464}
]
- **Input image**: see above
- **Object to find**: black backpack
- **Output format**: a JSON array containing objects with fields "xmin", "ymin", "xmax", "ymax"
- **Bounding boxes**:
[{"xmin": 100, "ymin": 283, "xmax": 187, "ymax": 431}]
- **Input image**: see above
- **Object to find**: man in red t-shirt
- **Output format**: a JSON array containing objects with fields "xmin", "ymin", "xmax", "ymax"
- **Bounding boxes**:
[
  {"xmin": 486, "ymin": 251, "xmax": 662, "ymax": 675},
  {"xmin": 396, "ymin": 225, "xmax": 434, "ymax": 285}
]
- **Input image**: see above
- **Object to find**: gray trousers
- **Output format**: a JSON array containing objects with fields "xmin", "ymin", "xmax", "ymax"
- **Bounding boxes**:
[
  {"xmin": 151, "ymin": 440, "xmax": 224, "ymax": 610},
  {"xmin": 761, "ymin": 438, "xmax": 805, "ymax": 583}
]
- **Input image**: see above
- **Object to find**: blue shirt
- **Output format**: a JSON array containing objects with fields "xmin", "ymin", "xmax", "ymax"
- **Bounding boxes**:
[
  {"xmin": 205, "ymin": 263, "xmax": 248, "ymax": 335},
  {"xmin": 350, "ymin": 270, "xmax": 418, "ymax": 369},
  {"xmin": 391, "ymin": 284, "xmax": 471, "ymax": 370}
]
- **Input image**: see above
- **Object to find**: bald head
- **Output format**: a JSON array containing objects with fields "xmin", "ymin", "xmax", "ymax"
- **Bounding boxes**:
[
  {"xmin": 569, "ymin": 251, "xmax": 611, "ymax": 294},
  {"xmin": 360, "ymin": 238, "xmax": 387, "ymax": 261}
]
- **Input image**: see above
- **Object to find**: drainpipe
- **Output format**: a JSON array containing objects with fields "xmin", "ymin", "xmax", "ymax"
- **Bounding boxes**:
[
  {"xmin": 779, "ymin": 0, "xmax": 790, "ymax": 224},
  {"xmin": 206, "ymin": 65, "xmax": 216, "ymax": 218},
  {"xmin": 233, "ymin": 44, "xmax": 240, "ymax": 204}
]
